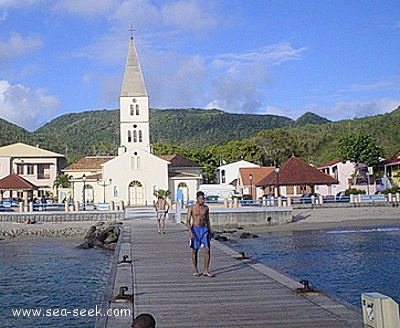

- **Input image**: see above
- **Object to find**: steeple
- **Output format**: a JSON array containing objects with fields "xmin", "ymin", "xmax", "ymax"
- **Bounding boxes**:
[
  {"xmin": 119, "ymin": 37, "xmax": 150, "ymax": 154},
  {"xmin": 120, "ymin": 37, "xmax": 147, "ymax": 97}
]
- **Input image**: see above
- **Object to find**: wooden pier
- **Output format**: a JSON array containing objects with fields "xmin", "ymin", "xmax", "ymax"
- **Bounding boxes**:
[{"xmin": 96, "ymin": 211, "xmax": 363, "ymax": 328}]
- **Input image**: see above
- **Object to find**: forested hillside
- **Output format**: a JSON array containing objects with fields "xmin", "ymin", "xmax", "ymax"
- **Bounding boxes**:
[{"xmin": 0, "ymin": 107, "xmax": 399, "ymax": 171}]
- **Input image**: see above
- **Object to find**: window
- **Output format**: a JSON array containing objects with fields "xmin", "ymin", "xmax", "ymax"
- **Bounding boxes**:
[
  {"xmin": 16, "ymin": 164, "xmax": 24, "ymax": 175},
  {"xmin": 26, "ymin": 164, "xmax": 34, "ymax": 175},
  {"xmin": 130, "ymin": 104, "xmax": 134, "ymax": 115},
  {"xmin": 138, "ymin": 130, "xmax": 143, "ymax": 142},
  {"xmin": 135, "ymin": 104, "xmax": 139, "ymax": 115},
  {"xmin": 128, "ymin": 130, "xmax": 132, "ymax": 142},
  {"xmin": 37, "ymin": 164, "xmax": 50, "ymax": 179},
  {"xmin": 221, "ymin": 170, "xmax": 226, "ymax": 183},
  {"xmin": 133, "ymin": 130, "xmax": 137, "ymax": 142}
]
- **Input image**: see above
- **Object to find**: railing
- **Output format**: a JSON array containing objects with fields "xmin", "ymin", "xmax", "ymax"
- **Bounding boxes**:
[
  {"xmin": 182, "ymin": 193, "xmax": 400, "ymax": 208},
  {"xmin": 0, "ymin": 201, "xmax": 125, "ymax": 212}
]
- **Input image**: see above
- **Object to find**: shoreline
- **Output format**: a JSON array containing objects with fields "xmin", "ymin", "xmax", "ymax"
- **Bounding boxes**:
[
  {"xmin": 0, "ymin": 221, "xmax": 96, "ymax": 239},
  {"xmin": 215, "ymin": 206, "xmax": 400, "ymax": 239}
]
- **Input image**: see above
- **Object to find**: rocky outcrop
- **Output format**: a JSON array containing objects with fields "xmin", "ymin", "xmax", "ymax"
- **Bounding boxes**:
[{"xmin": 77, "ymin": 221, "xmax": 123, "ymax": 251}]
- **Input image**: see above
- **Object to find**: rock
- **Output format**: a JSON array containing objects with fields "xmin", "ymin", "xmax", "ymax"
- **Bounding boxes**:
[{"xmin": 77, "ymin": 221, "xmax": 122, "ymax": 250}]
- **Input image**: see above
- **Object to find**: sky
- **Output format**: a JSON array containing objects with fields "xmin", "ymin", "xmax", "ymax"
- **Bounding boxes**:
[{"xmin": 0, "ymin": 0, "xmax": 399, "ymax": 131}]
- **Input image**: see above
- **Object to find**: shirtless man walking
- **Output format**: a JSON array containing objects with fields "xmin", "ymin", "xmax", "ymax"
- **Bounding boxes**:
[
  {"xmin": 154, "ymin": 196, "xmax": 169, "ymax": 234},
  {"xmin": 186, "ymin": 191, "xmax": 214, "ymax": 277}
]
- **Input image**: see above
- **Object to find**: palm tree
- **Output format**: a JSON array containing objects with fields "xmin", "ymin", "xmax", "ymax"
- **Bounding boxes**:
[{"xmin": 53, "ymin": 173, "xmax": 72, "ymax": 189}]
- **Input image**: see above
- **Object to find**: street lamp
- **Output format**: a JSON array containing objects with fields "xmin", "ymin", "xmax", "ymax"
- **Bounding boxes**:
[
  {"xmin": 98, "ymin": 178, "xmax": 112, "ymax": 203},
  {"xmin": 82, "ymin": 174, "xmax": 87, "ymax": 210},
  {"xmin": 275, "ymin": 167, "xmax": 280, "ymax": 197},
  {"xmin": 249, "ymin": 174, "xmax": 253, "ymax": 200}
]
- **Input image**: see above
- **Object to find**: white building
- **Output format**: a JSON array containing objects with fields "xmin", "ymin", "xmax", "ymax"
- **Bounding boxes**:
[
  {"xmin": 64, "ymin": 37, "xmax": 203, "ymax": 206},
  {"xmin": 216, "ymin": 160, "xmax": 259, "ymax": 185},
  {"xmin": 0, "ymin": 142, "xmax": 67, "ymax": 201}
]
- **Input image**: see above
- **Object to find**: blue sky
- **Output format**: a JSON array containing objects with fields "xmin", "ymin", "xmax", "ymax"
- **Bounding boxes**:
[{"xmin": 0, "ymin": 0, "xmax": 399, "ymax": 131}]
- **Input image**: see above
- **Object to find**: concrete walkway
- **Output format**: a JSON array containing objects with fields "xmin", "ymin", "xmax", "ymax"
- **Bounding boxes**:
[{"xmin": 108, "ymin": 215, "xmax": 362, "ymax": 328}]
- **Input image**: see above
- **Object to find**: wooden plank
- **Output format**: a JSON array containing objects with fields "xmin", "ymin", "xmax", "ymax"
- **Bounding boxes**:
[{"xmin": 126, "ymin": 218, "xmax": 362, "ymax": 328}]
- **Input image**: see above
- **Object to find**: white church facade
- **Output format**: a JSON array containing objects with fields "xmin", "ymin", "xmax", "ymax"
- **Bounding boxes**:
[{"xmin": 63, "ymin": 37, "xmax": 203, "ymax": 206}]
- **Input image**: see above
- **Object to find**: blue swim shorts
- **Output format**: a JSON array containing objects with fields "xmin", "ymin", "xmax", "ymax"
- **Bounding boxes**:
[{"xmin": 190, "ymin": 226, "xmax": 210, "ymax": 249}]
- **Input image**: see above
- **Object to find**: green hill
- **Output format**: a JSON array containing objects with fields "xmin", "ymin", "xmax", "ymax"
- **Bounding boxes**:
[
  {"xmin": 0, "ymin": 118, "xmax": 31, "ymax": 146},
  {"xmin": 0, "ymin": 106, "xmax": 398, "ymax": 167}
]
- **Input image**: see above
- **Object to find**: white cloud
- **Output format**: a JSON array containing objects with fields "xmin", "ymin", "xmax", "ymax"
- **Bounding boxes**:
[
  {"xmin": 0, "ymin": 32, "xmax": 42, "ymax": 64},
  {"xmin": 161, "ymin": 0, "xmax": 217, "ymax": 32},
  {"xmin": 303, "ymin": 98, "xmax": 400, "ymax": 121},
  {"xmin": 0, "ymin": 80, "xmax": 60, "ymax": 131},
  {"xmin": 52, "ymin": 0, "xmax": 117, "ymax": 17},
  {"xmin": 204, "ymin": 42, "xmax": 305, "ymax": 114},
  {"xmin": 213, "ymin": 42, "xmax": 307, "ymax": 67}
]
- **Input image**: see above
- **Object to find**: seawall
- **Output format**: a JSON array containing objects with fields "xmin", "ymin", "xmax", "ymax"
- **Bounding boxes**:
[{"xmin": 169, "ymin": 206, "xmax": 293, "ymax": 228}]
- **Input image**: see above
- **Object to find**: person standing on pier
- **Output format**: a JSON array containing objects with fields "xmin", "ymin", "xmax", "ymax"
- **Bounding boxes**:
[
  {"xmin": 186, "ymin": 191, "xmax": 214, "ymax": 277},
  {"xmin": 154, "ymin": 196, "xmax": 169, "ymax": 234}
]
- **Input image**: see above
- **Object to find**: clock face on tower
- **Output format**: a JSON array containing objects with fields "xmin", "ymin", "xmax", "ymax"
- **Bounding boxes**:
[{"xmin": 132, "ymin": 98, "xmax": 137, "ymax": 103}]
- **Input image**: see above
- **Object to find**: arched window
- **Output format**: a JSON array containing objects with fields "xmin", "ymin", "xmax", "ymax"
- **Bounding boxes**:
[
  {"xmin": 138, "ymin": 130, "xmax": 143, "ymax": 142},
  {"xmin": 135, "ymin": 104, "xmax": 139, "ymax": 115},
  {"xmin": 130, "ymin": 104, "xmax": 134, "ymax": 115},
  {"xmin": 127, "ymin": 130, "xmax": 132, "ymax": 142},
  {"xmin": 133, "ymin": 130, "xmax": 137, "ymax": 142}
]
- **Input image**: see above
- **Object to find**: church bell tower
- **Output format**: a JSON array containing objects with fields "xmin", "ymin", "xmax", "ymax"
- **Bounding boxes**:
[{"xmin": 119, "ymin": 37, "xmax": 150, "ymax": 154}]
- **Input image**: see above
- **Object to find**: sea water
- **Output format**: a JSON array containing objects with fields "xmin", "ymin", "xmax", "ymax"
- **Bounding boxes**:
[
  {"xmin": 0, "ymin": 237, "xmax": 113, "ymax": 328},
  {"xmin": 229, "ymin": 224, "xmax": 400, "ymax": 307}
]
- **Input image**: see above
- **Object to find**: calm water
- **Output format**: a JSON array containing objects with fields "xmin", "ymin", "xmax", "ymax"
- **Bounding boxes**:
[
  {"xmin": 0, "ymin": 237, "xmax": 113, "ymax": 328},
  {"xmin": 229, "ymin": 224, "xmax": 400, "ymax": 307}
]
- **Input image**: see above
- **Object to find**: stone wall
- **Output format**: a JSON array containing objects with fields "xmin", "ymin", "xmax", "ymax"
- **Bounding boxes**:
[
  {"xmin": 169, "ymin": 207, "xmax": 293, "ymax": 228},
  {"xmin": 0, "ymin": 211, "xmax": 125, "ymax": 223}
]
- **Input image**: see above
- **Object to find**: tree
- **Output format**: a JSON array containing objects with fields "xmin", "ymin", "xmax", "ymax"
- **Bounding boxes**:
[
  {"xmin": 53, "ymin": 173, "xmax": 72, "ymax": 189},
  {"xmin": 338, "ymin": 133, "xmax": 382, "ymax": 165},
  {"xmin": 338, "ymin": 133, "xmax": 383, "ymax": 185},
  {"xmin": 252, "ymin": 129, "xmax": 300, "ymax": 166},
  {"xmin": 153, "ymin": 189, "xmax": 171, "ymax": 199}
]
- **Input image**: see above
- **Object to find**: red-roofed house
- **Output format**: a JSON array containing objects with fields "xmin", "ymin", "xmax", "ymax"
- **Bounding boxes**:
[
  {"xmin": 238, "ymin": 167, "xmax": 275, "ymax": 199},
  {"xmin": 376, "ymin": 150, "xmax": 400, "ymax": 189},
  {"xmin": 0, "ymin": 142, "xmax": 67, "ymax": 201},
  {"xmin": 256, "ymin": 156, "xmax": 338, "ymax": 197}
]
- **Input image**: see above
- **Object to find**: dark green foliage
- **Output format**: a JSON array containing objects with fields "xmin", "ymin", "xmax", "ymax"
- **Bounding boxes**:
[
  {"xmin": 338, "ymin": 133, "xmax": 383, "ymax": 166},
  {"xmin": 293, "ymin": 112, "xmax": 331, "ymax": 127},
  {"xmin": 380, "ymin": 187, "xmax": 400, "ymax": 194},
  {"xmin": 149, "ymin": 108, "xmax": 293, "ymax": 147},
  {"xmin": 345, "ymin": 188, "xmax": 366, "ymax": 195},
  {"xmin": 0, "ymin": 106, "xmax": 399, "ymax": 174},
  {"xmin": 0, "ymin": 118, "xmax": 31, "ymax": 146}
]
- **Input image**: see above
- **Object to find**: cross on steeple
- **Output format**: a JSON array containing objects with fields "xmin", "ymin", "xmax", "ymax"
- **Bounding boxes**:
[{"xmin": 129, "ymin": 24, "xmax": 135, "ymax": 39}]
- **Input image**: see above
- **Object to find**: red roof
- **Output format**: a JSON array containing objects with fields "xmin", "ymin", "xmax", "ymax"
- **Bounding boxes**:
[
  {"xmin": 240, "ymin": 167, "xmax": 275, "ymax": 185},
  {"xmin": 256, "ymin": 156, "xmax": 338, "ymax": 186},
  {"xmin": 0, "ymin": 173, "xmax": 37, "ymax": 190},
  {"xmin": 64, "ymin": 157, "xmax": 114, "ymax": 170},
  {"xmin": 318, "ymin": 158, "xmax": 341, "ymax": 169}
]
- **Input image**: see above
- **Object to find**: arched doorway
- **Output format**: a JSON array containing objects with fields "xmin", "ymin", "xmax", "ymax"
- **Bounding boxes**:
[{"xmin": 129, "ymin": 180, "xmax": 144, "ymax": 206}]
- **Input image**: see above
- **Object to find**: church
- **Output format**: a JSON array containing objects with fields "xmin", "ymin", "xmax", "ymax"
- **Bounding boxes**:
[{"xmin": 63, "ymin": 37, "xmax": 203, "ymax": 206}]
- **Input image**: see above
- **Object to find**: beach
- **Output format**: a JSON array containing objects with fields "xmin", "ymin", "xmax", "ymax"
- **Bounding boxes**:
[{"xmin": 215, "ymin": 206, "xmax": 400, "ymax": 238}]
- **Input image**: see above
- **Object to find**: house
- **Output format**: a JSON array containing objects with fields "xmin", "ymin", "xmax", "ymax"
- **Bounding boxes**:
[
  {"xmin": 63, "ymin": 37, "xmax": 203, "ymax": 206},
  {"xmin": 316, "ymin": 159, "xmax": 354, "ymax": 195},
  {"xmin": 376, "ymin": 150, "xmax": 400, "ymax": 190},
  {"xmin": 0, "ymin": 142, "xmax": 67, "ymax": 201},
  {"xmin": 238, "ymin": 167, "xmax": 275, "ymax": 199},
  {"xmin": 256, "ymin": 156, "xmax": 338, "ymax": 197},
  {"xmin": 216, "ymin": 160, "xmax": 259, "ymax": 185}
]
